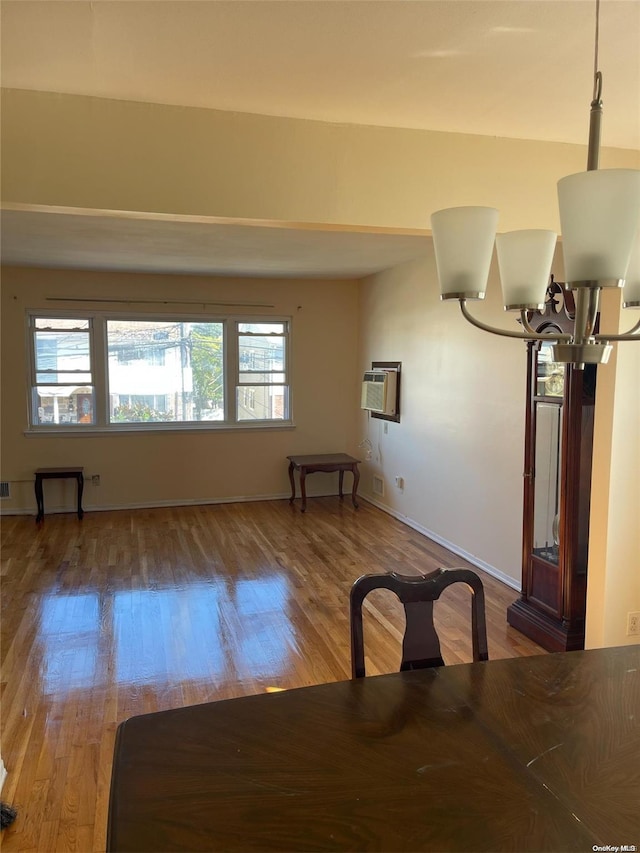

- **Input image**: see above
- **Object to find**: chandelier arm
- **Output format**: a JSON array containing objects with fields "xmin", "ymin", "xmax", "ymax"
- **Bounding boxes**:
[
  {"xmin": 594, "ymin": 317, "xmax": 640, "ymax": 341},
  {"xmin": 519, "ymin": 312, "xmax": 541, "ymax": 336},
  {"xmin": 459, "ymin": 300, "xmax": 571, "ymax": 342}
]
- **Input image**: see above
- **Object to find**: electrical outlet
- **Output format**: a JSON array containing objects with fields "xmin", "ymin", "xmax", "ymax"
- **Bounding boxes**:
[
  {"xmin": 91, "ymin": 474, "xmax": 100, "ymax": 486},
  {"xmin": 627, "ymin": 612, "xmax": 640, "ymax": 636},
  {"xmin": 395, "ymin": 476, "xmax": 404, "ymax": 490}
]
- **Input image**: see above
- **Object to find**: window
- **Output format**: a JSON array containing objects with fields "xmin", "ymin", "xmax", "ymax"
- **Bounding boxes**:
[
  {"xmin": 107, "ymin": 320, "xmax": 214, "ymax": 424},
  {"xmin": 27, "ymin": 314, "xmax": 291, "ymax": 430},
  {"xmin": 236, "ymin": 322, "xmax": 288, "ymax": 422},
  {"xmin": 30, "ymin": 318, "xmax": 95, "ymax": 425}
]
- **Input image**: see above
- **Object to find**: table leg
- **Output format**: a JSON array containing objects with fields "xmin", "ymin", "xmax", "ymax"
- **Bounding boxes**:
[
  {"xmin": 288, "ymin": 462, "xmax": 296, "ymax": 504},
  {"xmin": 77, "ymin": 472, "xmax": 84, "ymax": 520},
  {"xmin": 35, "ymin": 475, "xmax": 44, "ymax": 523},
  {"xmin": 300, "ymin": 469, "xmax": 307, "ymax": 513},
  {"xmin": 351, "ymin": 464, "xmax": 360, "ymax": 509},
  {"xmin": 338, "ymin": 470, "xmax": 344, "ymax": 499}
]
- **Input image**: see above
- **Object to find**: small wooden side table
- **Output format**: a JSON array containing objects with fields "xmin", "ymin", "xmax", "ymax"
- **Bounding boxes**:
[
  {"xmin": 35, "ymin": 467, "xmax": 84, "ymax": 523},
  {"xmin": 287, "ymin": 453, "xmax": 360, "ymax": 513}
]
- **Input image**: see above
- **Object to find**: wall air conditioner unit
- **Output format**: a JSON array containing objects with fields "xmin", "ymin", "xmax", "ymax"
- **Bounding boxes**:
[{"xmin": 361, "ymin": 369, "xmax": 397, "ymax": 415}]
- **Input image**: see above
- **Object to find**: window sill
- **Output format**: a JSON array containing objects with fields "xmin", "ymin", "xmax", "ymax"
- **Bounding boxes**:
[{"xmin": 24, "ymin": 421, "xmax": 296, "ymax": 438}]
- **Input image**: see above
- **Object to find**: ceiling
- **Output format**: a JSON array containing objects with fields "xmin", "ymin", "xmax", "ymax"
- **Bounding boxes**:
[
  {"xmin": 2, "ymin": 0, "xmax": 639, "ymax": 149},
  {"xmin": 0, "ymin": 205, "xmax": 430, "ymax": 280},
  {"xmin": 1, "ymin": 0, "xmax": 639, "ymax": 278}
]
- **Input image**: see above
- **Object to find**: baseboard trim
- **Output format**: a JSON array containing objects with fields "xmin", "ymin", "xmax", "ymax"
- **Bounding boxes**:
[
  {"xmin": 0, "ymin": 490, "xmax": 341, "ymax": 516},
  {"xmin": 361, "ymin": 494, "xmax": 521, "ymax": 592}
]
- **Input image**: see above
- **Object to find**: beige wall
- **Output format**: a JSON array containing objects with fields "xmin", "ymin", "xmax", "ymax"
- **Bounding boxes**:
[
  {"xmin": 585, "ymin": 289, "xmax": 640, "ymax": 648},
  {"xmin": 1, "ymin": 88, "xmax": 638, "ymax": 644},
  {"xmin": 0, "ymin": 266, "xmax": 359, "ymax": 513},
  {"xmin": 2, "ymin": 89, "xmax": 638, "ymax": 230}
]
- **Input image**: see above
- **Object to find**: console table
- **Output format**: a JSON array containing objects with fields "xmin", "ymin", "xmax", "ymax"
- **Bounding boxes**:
[
  {"xmin": 287, "ymin": 453, "xmax": 360, "ymax": 512},
  {"xmin": 35, "ymin": 467, "xmax": 84, "ymax": 523}
]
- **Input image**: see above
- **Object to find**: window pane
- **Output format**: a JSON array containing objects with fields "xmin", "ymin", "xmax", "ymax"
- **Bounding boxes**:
[
  {"xmin": 37, "ymin": 372, "xmax": 92, "ymax": 384},
  {"xmin": 35, "ymin": 318, "xmax": 90, "ymax": 330},
  {"xmin": 191, "ymin": 323, "xmax": 225, "ymax": 420},
  {"xmin": 107, "ymin": 320, "xmax": 224, "ymax": 423},
  {"xmin": 33, "ymin": 387, "xmax": 95, "ymax": 425},
  {"xmin": 236, "ymin": 385, "xmax": 288, "ymax": 421},
  {"xmin": 35, "ymin": 331, "xmax": 91, "ymax": 375},
  {"xmin": 238, "ymin": 323, "xmax": 285, "ymax": 335},
  {"xmin": 238, "ymin": 372, "xmax": 286, "ymax": 385},
  {"xmin": 238, "ymin": 336, "xmax": 285, "ymax": 374}
]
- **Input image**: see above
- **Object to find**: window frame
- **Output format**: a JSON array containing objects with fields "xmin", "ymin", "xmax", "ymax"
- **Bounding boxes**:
[
  {"xmin": 235, "ymin": 320, "xmax": 290, "ymax": 424},
  {"xmin": 25, "ymin": 310, "xmax": 293, "ymax": 434}
]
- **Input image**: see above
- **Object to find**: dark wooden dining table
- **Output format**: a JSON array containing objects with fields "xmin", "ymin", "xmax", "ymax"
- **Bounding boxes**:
[{"xmin": 107, "ymin": 645, "xmax": 639, "ymax": 852}]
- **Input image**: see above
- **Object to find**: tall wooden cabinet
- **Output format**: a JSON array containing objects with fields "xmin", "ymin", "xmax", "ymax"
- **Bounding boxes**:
[{"xmin": 507, "ymin": 285, "xmax": 597, "ymax": 652}]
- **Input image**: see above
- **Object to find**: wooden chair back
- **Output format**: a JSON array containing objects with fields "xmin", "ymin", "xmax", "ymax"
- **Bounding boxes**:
[{"xmin": 350, "ymin": 568, "xmax": 489, "ymax": 678}]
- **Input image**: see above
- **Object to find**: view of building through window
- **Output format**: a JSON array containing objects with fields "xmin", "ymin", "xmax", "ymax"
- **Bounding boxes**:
[
  {"xmin": 32, "ymin": 318, "xmax": 95, "ymax": 425},
  {"xmin": 237, "ymin": 322, "xmax": 287, "ymax": 422},
  {"xmin": 107, "ymin": 320, "xmax": 224, "ymax": 423},
  {"xmin": 29, "ymin": 316, "xmax": 289, "ymax": 428}
]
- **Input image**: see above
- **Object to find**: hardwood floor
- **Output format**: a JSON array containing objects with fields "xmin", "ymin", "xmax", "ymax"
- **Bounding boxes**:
[{"xmin": 0, "ymin": 498, "xmax": 544, "ymax": 852}]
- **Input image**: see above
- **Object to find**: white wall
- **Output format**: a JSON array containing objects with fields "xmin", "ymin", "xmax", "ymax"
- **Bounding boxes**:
[
  {"xmin": 358, "ymin": 248, "xmax": 527, "ymax": 587},
  {"xmin": 359, "ymin": 250, "xmax": 640, "ymax": 633}
]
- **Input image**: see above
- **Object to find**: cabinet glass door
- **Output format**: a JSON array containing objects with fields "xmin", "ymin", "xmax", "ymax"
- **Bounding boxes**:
[{"xmin": 536, "ymin": 341, "xmax": 565, "ymax": 397}]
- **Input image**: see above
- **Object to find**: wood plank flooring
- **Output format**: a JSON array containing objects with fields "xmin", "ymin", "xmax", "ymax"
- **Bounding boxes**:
[{"xmin": 0, "ymin": 498, "xmax": 545, "ymax": 852}]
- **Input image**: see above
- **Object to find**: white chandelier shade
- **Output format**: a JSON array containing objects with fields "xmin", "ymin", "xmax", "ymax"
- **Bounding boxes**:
[
  {"xmin": 429, "ymin": 169, "xmax": 640, "ymax": 366},
  {"xmin": 496, "ymin": 230, "xmax": 558, "ymax": 311},
  {"xmin": 430, "ymin": 206, "xmax": 498, "ymax": 301},
  {"xmin": 557, "ymin": 169, "xmax": 640, "ymax": 285}
]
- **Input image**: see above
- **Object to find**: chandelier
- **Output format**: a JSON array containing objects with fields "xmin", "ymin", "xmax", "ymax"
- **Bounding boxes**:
[{"xmin": 430, "ymin": 1, "xmax": 640, "ymax": 367}]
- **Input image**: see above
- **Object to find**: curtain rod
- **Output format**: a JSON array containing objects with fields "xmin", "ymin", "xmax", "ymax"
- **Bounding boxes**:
[{"xmin": 46, "ymin": 297, "xmax": 276, "ymax": 308}]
